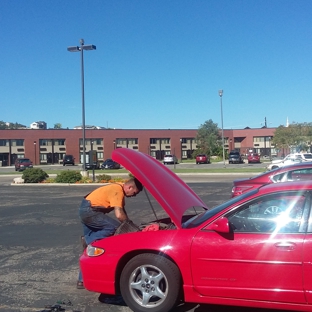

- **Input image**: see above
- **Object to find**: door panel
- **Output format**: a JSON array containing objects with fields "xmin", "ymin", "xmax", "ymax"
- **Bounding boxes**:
[{"xmin": 191, "ymin": 192, "xmax": 308, "ymax": 304}]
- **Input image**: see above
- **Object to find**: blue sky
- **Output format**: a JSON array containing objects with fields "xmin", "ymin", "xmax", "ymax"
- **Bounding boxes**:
[{"xmin": 1, "ymin": 0, "xmax": 312, "ymax": 130}]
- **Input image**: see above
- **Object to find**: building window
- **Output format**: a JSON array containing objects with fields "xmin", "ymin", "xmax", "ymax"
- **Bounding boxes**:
[
  {"xmin": 0, "ymin": 139, "xmax": 8, "ymax": 146},
  {"xmin": 150, "ymin": 138, "xmax": 158, "ymax": 144},
  {"xmin": 39, "ymin": 139, "xmax": 51, "ymax": 146},
  {"xmin": 40, "ymin": 154, "xmax": 47, "ymax": 161},
  {"xmin": 128, "ymin": 138, "xmax": 138, "ymax": 144},
  {"xmin": 161, "ymin": 138, "xmax": 170, "ymax": 144},
  {"xmin": 95, "ymin": 138, "xmax": 103, "ymax": 145},
  {"xmin": 55, "ymin": 139, "xmax": 65, "ymax": 146},
  {"xmin": 116, "ymin": 138, "xmax": 127, "ymax": 145},
  {"xmin": 11, "ymin": 139, "xmax": 24, "ymax": 146},
  {"xmin": 254, "ymin": 137, "xmax": 264, "ymax": 143}
]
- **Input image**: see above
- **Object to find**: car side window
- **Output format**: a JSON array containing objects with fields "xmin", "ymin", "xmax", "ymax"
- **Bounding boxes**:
[
  {"xmin": 227, "ymin": 193, "xmax": 308, "ymax": 234},
  {"xmin": 291, "ymin": 168, "xmax": 312, "ymax": 181}
]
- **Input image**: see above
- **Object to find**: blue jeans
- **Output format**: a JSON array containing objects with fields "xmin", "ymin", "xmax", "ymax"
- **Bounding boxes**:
[{"xmin": 78, "ymin": 198, "xmax": 120, "ymax": 282}]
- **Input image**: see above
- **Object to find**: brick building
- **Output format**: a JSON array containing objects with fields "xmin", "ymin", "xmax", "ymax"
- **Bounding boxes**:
[{"xmin": 0, "ymin": 127, "xmax": 277, "ymax": 166}]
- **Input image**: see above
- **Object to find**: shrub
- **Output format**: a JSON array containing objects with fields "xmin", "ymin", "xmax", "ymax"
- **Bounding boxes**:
[
  {"xmin": 22, "ymin": 168, "xmax": 49, "ymax": 183},
  {"xmin": 96, "ymin": 174, "xmax": 111, "ymax": 183},
  {"xmin": 55, "ymin": 170, "xmax": 82, "ymax": 183}
]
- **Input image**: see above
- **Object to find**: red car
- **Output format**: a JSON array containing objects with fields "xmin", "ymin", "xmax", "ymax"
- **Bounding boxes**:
[
  {"xmin": 247, "ymin": 152, "xmax": 260, "ymax": 163},
  {"xmin": 232, "ymin": 162, "xmax": 312, "ymax": 197},
  {"xmin": 81, "ymin": 148, "xmax": 312, "ymax": 312},
  {"xmin": 196, "ymin": 154, "xmax": 210, "ymax": 164}
]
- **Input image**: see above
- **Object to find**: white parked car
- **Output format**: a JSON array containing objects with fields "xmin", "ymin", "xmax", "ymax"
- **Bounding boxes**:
[
  {"xmin": 163, "ymin": 154, "xmax": 178, "ymax": 165},
  {"xmin": 267, "ymin": 153, "xmax": 312, "ymax": 170}
]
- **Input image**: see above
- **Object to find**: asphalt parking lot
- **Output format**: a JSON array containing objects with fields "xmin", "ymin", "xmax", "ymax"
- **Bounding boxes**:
[{"xmin": 0, "ymin": 174, "xmax": 284, "ymax": 312}]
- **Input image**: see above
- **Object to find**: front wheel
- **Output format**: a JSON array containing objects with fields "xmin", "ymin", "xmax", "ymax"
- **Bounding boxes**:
[{"xmin": 120, "ymin": 253, "xmax": 181, "ymax": 312}]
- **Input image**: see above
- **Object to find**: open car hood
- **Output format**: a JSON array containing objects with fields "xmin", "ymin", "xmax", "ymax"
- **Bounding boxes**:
[{"xmin": 112, "ymin": 148, "xmax": 208, "ymax": 229}]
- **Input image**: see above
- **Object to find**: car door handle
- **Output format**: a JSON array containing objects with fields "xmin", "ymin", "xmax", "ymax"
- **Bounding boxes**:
[{"xmin": 275, "ymin": 242, "xmax": 296, "ymax": 250}]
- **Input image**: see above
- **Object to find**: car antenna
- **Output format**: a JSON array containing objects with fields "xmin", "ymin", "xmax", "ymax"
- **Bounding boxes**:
[{"xmin": 143, "ymin": 188, "xmax": 158, "ymax": 220}]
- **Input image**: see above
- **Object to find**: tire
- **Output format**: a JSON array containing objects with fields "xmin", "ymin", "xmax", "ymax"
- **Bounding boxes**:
[{"xmin": 120, "ymin": 253, "xmax": 182, "ymax": 312}]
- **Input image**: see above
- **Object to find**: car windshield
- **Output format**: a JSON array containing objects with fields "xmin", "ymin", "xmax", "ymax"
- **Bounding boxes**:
[
  {"xmin": 20, "ymin": 159, "xmax": 30, "ymax": 163},
  {"xmin": 303, "ymin": 154, "xmax": 312, "ymax": 159},
  {"xmin": 182, "ymin": 189, "xmax": 259, "ymax": 229}
]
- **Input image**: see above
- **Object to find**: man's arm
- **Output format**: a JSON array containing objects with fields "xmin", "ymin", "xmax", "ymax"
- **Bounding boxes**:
[{"xmin": 114, "ymin": 206, "xmax": 129, "ymax": 222}]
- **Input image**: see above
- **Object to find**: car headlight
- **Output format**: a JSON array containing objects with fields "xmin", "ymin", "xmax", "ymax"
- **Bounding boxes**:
[{"xmin": 86, "ymin": 245, "xmax": 105, "ymax": 257}]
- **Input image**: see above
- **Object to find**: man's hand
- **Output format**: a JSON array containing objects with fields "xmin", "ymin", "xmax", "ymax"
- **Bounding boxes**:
[{"xmin": 114, "ymin": 206, "xmax": 128, "ymax": 222}]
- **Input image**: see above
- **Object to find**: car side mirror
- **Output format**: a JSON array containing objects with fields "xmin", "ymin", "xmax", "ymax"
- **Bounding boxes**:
[{"xmin": 205, "ymin": 217, "xmax": 230, "ymax": 233}]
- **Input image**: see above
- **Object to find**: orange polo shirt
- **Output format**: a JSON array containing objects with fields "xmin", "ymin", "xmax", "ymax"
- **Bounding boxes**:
[{"xmin": 85, "ymin": 183, "xmax": 125, "ymax": 210}]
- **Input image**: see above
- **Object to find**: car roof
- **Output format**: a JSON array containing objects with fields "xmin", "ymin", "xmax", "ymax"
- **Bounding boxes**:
[
  {"xmin": 112, "ymin": 148, "xmax": 208, "ymax": 228},
  {"xmin": 272, "ymin": 161, "xmax": 312, "ymax": 171},
  {"xmin": 234, "ymin": 162, "xmax": 312, "ymax": 185},
  {"xmin": 257, "ymin": 180, "xmax": 312, "ymax": 194}
]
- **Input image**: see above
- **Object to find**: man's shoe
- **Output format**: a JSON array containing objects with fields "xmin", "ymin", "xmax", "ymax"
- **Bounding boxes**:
[
  {"xmin": 77, "ymin": 281, "xmax": 84, "ymax": 289},
  {"xmin": 81, "ymin": 236, "xmax": 87, "ymax": 250}
]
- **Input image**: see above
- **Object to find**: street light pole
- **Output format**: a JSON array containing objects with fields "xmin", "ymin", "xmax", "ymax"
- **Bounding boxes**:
[
  {"xmin": 180, "ymin": 138, "xmax": 183, "ymax": 163},
  {"xmin": 33, "ymin": 141, "xmax": 36, "ymax": 165},
  {"xmin": 67, "ymin": 39, "xmax": 96, "ymax": 173},
  {"xmin": 219, "ymin": 90, "xmax": 225, "ymax": 167},
  {"xmin": 91, "ymin": 140, "xmax": 95, "ymax": 182}
]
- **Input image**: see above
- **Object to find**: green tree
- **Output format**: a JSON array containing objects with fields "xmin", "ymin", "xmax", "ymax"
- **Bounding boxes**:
[
  {"xmin": 0, "ymin": 121, "xmax": 6, "ymax": 129},
  {"xmin": 0, "ymin": 121, "xmax": 25, "ymax": 129},
  {"xmin": 193, "ymin": 119, "xmax": 222, "ymax": 157},
  {"xmin": 272, "ymin": 122, "xmax": 312, "ymax": 152},
  {"xmin": 54, "ymin": 123, "xmax": 62, "ymax": 129}
]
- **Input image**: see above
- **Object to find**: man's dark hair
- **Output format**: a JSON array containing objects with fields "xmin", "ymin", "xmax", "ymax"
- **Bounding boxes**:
[{"xmin": 133, "ymin": 177, "xmax": 143, "ymax": 192}]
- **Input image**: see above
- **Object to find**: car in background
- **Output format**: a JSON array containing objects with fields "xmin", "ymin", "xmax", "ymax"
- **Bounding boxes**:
[
  {"xmin": 85, "ymin": 161, "xmax": 100, "ymax": 170},
  {"xmin": 247, "ymin": 153, "xmax": 260, "ymax": 164},
  {"xmin": 300, "ymin": 153, "xmax": 312, "ymax": 160},
  {"xmin": 101, "ymin": 159, "xmax": 120, "ymax": 169},
  {"xmin": 267, "ymin": 153, "xmax": 312, "ymax": 170},
  {"xmin": 81, "ymin": 148, "xmax": 312, "ymax": 312},
  {"xmin": 63, "ymin": 154, "xmax": 75, "ymax": 166},
  {"xmin": 196, "ymin": 154, "xmax": 210, "ymax": 164},
  {"xmin": 228, "ymin": 151, "xmax": 244, "ymax": 164},
  {"xmin": 163, "ymin": 154, "xmax": 178, "ymax": 165},
  {"xmin": 14, "ymin": 158, "xmax": 33, "ymax": 171},
  {"xmin": 232, "ymin": 162, "xmax": 312, "ymax": 197},
  {"xmin": 267, "ymin": 154, "xmax": 301, "ymax": 170}
]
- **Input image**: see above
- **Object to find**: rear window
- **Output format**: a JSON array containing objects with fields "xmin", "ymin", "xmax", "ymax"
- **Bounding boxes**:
[
  {"xmin": 20, "ymin": 159, "xmax": 31, "ymax": 163},
  {"xmin": 303, "ymin": 154, "xmax": 312, "ymax": 159}
]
